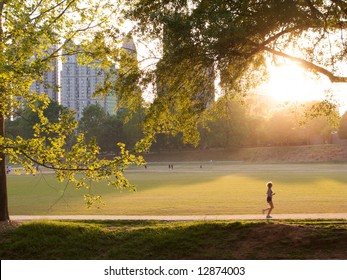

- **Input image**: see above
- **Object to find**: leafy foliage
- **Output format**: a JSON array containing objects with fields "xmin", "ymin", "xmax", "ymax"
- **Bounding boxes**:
[
  {"xmin": 120, "ymin": 0, "xmax": 347, "ymax": 148},
  {"xmin": 2, "ymin": 1, "xmax": 347, "ymax": 221},
  {"xmin": 0, "ymin": 1, "xmax": 144, "ymax": 220}
]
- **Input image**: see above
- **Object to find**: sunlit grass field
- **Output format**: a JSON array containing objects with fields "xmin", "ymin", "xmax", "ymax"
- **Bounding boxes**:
[{"xmin": 7, "ymin": 162, "xmax": 347, "ymax": 215}]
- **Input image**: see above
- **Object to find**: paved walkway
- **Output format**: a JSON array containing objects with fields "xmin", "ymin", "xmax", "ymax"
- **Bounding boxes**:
[{"xmin": 10, "ymin": 213, "xmax": 347, "ymax": 221}]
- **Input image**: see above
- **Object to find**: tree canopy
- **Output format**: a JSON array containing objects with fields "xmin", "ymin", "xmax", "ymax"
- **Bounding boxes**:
[
  {"xmin": 127, "ymin": 0, "xmax": 347, "ymax": 81},
  {"xmin": 2, "ymin": 0, "xmax": 347, "ymax": 221},
  {"xmin": 121, "ymin": 0, "xmax": 347, "ymax": 147},
  {"xmin": 0, "ymin": 0, "xmax": 144, "ymax": 221}
]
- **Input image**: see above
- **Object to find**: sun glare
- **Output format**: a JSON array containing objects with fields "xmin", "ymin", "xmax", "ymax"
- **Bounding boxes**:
[
  {"xmin": 265, "ymin": 62, "xmax": 327, "ymax": 102},
  {"xmin": 261, "ymin": 62, "xmax": 347, "ymax": 114}
]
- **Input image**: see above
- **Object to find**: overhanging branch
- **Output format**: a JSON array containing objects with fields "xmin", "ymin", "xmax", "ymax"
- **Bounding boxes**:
[
  {"xmin": 263, "ymin": 46, "xmax": 347, "ymax": 83},
  {"xmin": 20, "ymin": 150, "xmax": 91, "ymax": 172},
  {"xmin": 1, "ymin": 145, "xmax": 97, "ymax": 172}
]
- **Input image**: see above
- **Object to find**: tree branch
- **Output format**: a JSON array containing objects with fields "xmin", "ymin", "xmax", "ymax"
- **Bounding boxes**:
[
  {"xmin": 30, "ymin": 0, "xmax": 73, "ymax": 21},
  {"xmin": 0, "ymin": 0, "xmax": 6, "ymax": 39},
  {"xmin": 247, "ymin": 25, "xmax": 305, "ymax": 57},
  {"xmin": 21, "ymin": 151, "xmax": 87, "ymax": 172},
  {"xmin": 29, "ymin": 0, "xmax": 45, "ymax": 17},
  {"xmin": 304, "ymin": 0, "xmax": 325, "ymax": 19},
  {"xmin": 1, "ymin": 147, "xmax": 93, "ymax": 172},
  {"xmin": 331, "ymin": 0, "xmax": 347, "ymax": 16},
  {"xmin": 46, "ymin": 0, "xmax": 76, "ymax": 29},
  {"xmin": 263, "ymin": 46, "xmax": 347, "ymax": 82}
]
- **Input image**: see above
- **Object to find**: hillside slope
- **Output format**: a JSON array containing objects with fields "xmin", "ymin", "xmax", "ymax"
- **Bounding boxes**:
[{"xmin": 144, "ymin": 144, "xmax": 347, "ymax": 163}]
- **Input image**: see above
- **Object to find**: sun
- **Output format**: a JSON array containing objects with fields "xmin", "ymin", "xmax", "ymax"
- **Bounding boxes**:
[
  {"xmin": 264, "ymin": 62, "xmax": 327, "ymax": 102},
  {"xmin": 258, "ymin": 60, "xmax": 347, "ymax": 115}
]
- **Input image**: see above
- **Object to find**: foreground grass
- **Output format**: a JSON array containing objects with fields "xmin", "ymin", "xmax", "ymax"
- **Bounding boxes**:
[{"xmin": 1, "ymin": 220, "xmax": 347, "ymax": 260}]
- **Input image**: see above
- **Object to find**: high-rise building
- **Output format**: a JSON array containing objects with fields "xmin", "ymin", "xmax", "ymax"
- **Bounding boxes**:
[
  {"xmin": 60, "ymin": 37, "xmax": 137, "ymax": 119},
  {"xmin": 30, "ymin": 50, "xmax": 59, "ymax": 102},
  {"xmin": 28, "ymin": 37, "xmax": 140, "ymax": 120},
  {"xmin": 60, "ymin": 52, "xmax": 111, "ymax": 119}
]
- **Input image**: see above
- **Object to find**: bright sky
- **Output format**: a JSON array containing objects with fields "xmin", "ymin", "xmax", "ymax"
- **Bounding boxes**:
[
  {"xmin": 258, "ymin": 61, "xmax": 347, "ymax": 115},
  {"xmin": 124, "ymin": 16, "xmax": 347, "ymax": 115}
]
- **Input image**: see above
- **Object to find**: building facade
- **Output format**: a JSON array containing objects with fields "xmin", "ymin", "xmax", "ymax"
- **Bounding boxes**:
[
  {"xmin": 29, "ymin": 53, "xmax": 59, "ymax": 102},
  {"xmin": 60, "ymin": 53, "xmax": 112, "ymax": 119},
  {"xmin": 29, "ymin": 37, "xmax": 137, "ymax": 120},
  {"xmin": 60, "ymin": 37, "xmax": 137, "ymax": 119}
]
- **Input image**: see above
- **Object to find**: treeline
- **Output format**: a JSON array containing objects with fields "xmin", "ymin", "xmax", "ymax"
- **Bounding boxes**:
[
  {"xmin": 6, "ymin": 97, "xmax": 347, "ymax": 153},
  {"xmin": 5, "ymin": 101, "xmax": 144, "ymax": 153},
  {"xmin": 151, "ymin": 96, "xmax": 345, "ymax": 151}
]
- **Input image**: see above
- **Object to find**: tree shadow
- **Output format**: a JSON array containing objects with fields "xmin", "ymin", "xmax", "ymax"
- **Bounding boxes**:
[{"xmin": 1, "ymin": 220, "xmax": 347, "ymax": 260}]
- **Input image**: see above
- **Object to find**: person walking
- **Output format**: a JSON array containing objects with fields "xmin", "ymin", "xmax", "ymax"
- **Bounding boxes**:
[{"xmin": 262, "ymin": 181, "xmax": 275, "ymax": 218}]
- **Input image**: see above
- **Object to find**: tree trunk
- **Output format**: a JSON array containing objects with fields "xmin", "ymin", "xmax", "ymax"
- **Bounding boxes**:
[{"xmin": 0, "ymin": 114, "xmax": 10, "ymax": 222}]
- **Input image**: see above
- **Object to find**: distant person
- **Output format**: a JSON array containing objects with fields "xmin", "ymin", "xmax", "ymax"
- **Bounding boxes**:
[
  {"xmin": 262, "ymin": 181, "xmax": 275, "ymax": 218},
  {"xmin": 6, "ymin": 166, "xmax": 11, "ymax": 174}
]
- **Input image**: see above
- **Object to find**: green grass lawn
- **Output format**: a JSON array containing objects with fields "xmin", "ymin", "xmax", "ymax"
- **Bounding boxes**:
[
  {"xmin": 3, "ymin": 162, "xmax": 347, "ymax": 260},
  {"xmin": 7, "ymin": 162, "xmax": 347, "ymax": 215},
  {"xmin": 1, "ymin": 219, "xmax": 347, "ymax": 259}
]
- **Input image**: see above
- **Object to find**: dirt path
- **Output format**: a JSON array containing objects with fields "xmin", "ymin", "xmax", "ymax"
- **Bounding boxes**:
[{"xmin": 10, "ymin": 213, "xmax": 347, "ymax": 221}]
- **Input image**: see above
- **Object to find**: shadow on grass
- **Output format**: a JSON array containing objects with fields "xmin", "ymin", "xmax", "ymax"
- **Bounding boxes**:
[{"xmin": 1, "ymin": 220, "xmax": 347, "ymax": 260}]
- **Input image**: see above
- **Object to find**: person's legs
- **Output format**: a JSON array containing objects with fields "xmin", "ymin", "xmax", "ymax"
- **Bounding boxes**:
[
  {"xmin": 263, "ymin": 197, "xmax": 271, "ymax": 214},
  {"xmin": 267, "ymin": 201, "xmax": 274, "ymax": 217}
]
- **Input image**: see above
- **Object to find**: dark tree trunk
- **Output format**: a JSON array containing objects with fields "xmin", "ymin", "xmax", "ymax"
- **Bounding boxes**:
[{"xmin": 0, "ymin": 114, "xmax": 10, "ymax": 221}]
